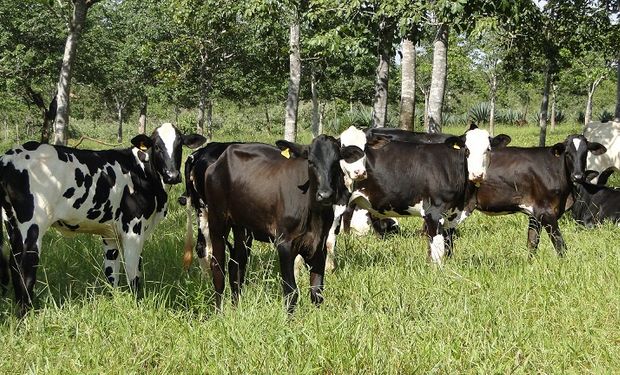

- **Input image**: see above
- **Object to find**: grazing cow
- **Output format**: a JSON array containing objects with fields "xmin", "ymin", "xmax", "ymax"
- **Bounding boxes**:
[
  {"xmin": 583, "ymin": 120, "xmax": 620, "ymax": 183},
  {"xmin": 571, "ymin": 171, "xmax": 620, "ymax": 227},
  {"xmin": 349, "ymin": 127, "xmax": 511, "ymax": 262},
  {"xmin": 0, "ymin": 123, "xmax": 205, "ymax": 315},
  {"xmin": 200, "ymin": 135, "xmax": 348, "ymax": 312},
  {"xmin": 475, "ymin": 135, "xmax": 606, "ymax": 255}
]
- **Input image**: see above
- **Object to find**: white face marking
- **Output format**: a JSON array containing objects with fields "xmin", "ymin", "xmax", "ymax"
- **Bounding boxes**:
[
  {"xmin": 157, "ymin": 123, "xmax": 178, "ymax": 159},
  {"xmin": 339, "ymin": 126, "xmax": 367, "ymax": 183},
  {"xmin": 429, "ymin": 234, "xmax": 445, "ymax": 263},
  {"xmin": 464, "ymin": 128, "xmax": 492, "ymax": 182},
  {"xmin": 572, "ymin": 138, "xmax": 582, "ymax": 151}
]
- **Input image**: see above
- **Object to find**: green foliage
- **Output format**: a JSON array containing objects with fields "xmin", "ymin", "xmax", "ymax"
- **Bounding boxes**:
[{"xmin": 468, "ymin": 102, "xmax": 491, "ymax": 124}]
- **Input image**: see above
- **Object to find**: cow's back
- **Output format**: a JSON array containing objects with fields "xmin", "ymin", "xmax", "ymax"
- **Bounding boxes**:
[
  {"xmin": 356, "ymin": 141, "xmax": 467, "ymax": 214},
  {"xmin": 477, "ymin": 147, "xmax": 566, "ymax": 212},
  {"xmin": 205, "ymin": 143, "xmax": 309, "ymax": 239}
]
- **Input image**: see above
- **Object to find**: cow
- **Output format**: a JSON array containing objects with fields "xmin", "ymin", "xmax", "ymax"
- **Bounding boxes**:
[
  {"xmin": 181, "ymin": 127, "xmax": 368, "ymax": 277},
  {"xmin": 0, "ymin": 123, "xmax": 205, "ymax": 315},
  {"xmin": 348, "ymin": 127, "xmax": 511, "ymax": 262},
  {"xmin": 583, "ymin": 120, "xmax": 620, "ymax": 184},
  {"xmin": 475, "ymin": 135, "xmax": 606, "ymax": 256},
  {"xmin": 199, "ymin": 135, "xmax": 349, "ymax": 313},
  {"xmin": 366, "ymin": 127, "xmax": 454, "ymax": 144},
  {"xmin": 571, "ymin": 171, "xmax": 620, "ymax": 228}
]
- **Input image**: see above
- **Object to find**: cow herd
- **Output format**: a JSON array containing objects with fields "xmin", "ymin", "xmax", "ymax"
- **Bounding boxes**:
[{"xmin": 1, "ymin": 121, "xmax": 619, "ymax": 316}]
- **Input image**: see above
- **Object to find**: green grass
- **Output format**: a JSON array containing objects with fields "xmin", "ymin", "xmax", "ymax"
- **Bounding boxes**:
[{"xmin": 1, "ymin": 121, "xmax": 620, "ymax": 373}]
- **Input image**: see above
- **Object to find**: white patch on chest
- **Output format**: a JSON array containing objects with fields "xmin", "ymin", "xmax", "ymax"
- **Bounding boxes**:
[{"xmin": 349, "ymin": 208, "xmax": 371, "ymax": 235}]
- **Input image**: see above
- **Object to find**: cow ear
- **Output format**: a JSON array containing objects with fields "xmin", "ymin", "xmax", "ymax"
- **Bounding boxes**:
[
  {"xmin": 584, "ymin": 170, "xmax": 600, "ymax": 182},
  {"xmin": 587, "ymin": 141, "xmax": 606, "ymax": 155},
  {"xmin": 445, "ymin": 136, "xmax": 466, "ymax": 150},
  {"xmin": 551, "ymin": 142, "xmax": 566, "ymax": 157},
  {"xmin": 490, "ymin": 134, "xmax": 511, "ymax": 148},
  {"xmin": 183, "ymin": 134, "xmax": 207, "ymax": 149},
  {"xmin": 131, "ymin": 134, "xmax": 153, "ymax": 150},
  {"xmin": 275, "ymin": 140, "xmax": 308, "ymax": 159},
  {"xmin": 366, "ymin": 135, "xmax": 389, "ymax": 150}
]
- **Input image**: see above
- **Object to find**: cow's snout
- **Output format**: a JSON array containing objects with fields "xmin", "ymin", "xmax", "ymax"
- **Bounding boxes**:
[
  {"xmin": 164, "ymin": 171, "xmax": 182, "ymax": 184},
  {"xmin": 572, "ymin": 173, "xmax": 584, "ymax": 183},
  {"xmin": 352, "ymin": 169, "xmax": 367, "ymax": 181},
  {"xmin": 316, "ymin": 189, "xmax": 334, "ymax": 204},
  {"xmin": 469, "ymin": 172, "xmax": 485, "ymax": 184}
]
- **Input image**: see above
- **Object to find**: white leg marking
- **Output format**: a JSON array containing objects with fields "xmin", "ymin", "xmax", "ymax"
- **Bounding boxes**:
[
  {"xmin": 197, "ymin": 208, "xmax": 212, "ymax": 276},
  {"xmin": 429, "ymin": 234, "xmax": 445, "ymax": 263}
]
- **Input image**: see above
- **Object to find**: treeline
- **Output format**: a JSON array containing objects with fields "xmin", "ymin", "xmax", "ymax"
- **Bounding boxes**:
[{"xmin": 0, "ymin": 0, "xmax": 619, "ymax": 146}]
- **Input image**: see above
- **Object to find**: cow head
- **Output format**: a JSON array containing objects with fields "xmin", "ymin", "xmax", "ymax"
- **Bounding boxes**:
[
  {"xmin": 338, "ymin": 126, "xmax": 368, "ymax": 182},
  {"xmin": 551, "ymin": 134, "xmax": 606, "ymax": 184},
  {"xmin": 276, "ymin": 135, "xmax": 344, "ymax": 206},
  {"xmin": 445, "ymin": 124, "xmax": 511, "ymax": 184},
  {"xmin": 131, "ymin": 123, "xmax": 206, "ymax": 184}
]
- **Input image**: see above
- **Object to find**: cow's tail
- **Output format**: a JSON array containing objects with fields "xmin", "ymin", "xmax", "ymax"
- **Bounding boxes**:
[
  {"xmin": 0, "ymin": 183, "xmax": 9, "ymax": 293},
  {"xmin": 182, "ymin": 153, "xmax": 196, "ymax": 271}
]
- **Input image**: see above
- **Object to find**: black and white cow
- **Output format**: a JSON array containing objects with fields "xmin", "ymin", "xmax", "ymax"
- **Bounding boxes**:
[
  {"xmin": 583, "ymin": 120, "xmax": 620, "ymax": 184},
  {"xmin": 475, "ymin": 135, "xmax": 606, "ymax": 255},
  {"xmin": 198, "ymin": 135, "xmax": 349, "ymax": 313},
  {"xmin": 571, "ymin": 171, "xmax": 620, "ymax": 227},
  {"xmin": 0, "ymin": 123, "xmax": 205, "ymax": 315},
  {"xmin": 348, "ymin": 127, "xmax": 511, "ymax": 262}
]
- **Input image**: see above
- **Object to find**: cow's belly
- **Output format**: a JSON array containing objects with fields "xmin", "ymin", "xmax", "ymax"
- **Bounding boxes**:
[
  {"xmin": 52, "ymin": 219, "xmax": 116, "ymax": 237},
  {"xmin": 350, "ymin": 190, "xmax": 427, "ymax": 218}
]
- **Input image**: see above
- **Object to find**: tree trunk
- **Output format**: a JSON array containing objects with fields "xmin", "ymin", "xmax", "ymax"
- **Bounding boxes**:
[
  {"xmin": 371, "ymin": 23, "xmax": 393, "ymax": 128},
  {"xmin": 421, "ymin": 87, "xmax": 430, "ymax": 130},
  {"xmin": 174, "ymin": 105, "xmax": 180, "ymax": 125},
  {"xmin": 264, "ymin": 104, "xmax": 271, "ymax": 131},
  {"xmin": 538, "ymin": 65, "xmax": 552, "ymax": 147},
  {"xmin": 138, "ymin": 97, "xmax": 147, "ymax": 134},
  {"xmin": 284, "ymin": 7, "xmax": 301, "ymax": 142},
  {"xmin": 550, "ymin": 83, "xmax": 557, "ymax": 132},
  {"xmin": 53, "ymin": 0, "xmax": 90, "ymax": 145},
  {"xmin": 427, "ymin": 23, "xmax": 449, "ymax": 134},
  {"xmin": 115, "ymin": 98, "xmax": 124, "ymax": 143},
  {"xmin": 206, "ymin": 99, "xmax": 213, "ymax": 140},
  {"xmin": 399, "ymin": 37, "xmax": 416, "ymax": 131},
  {"xmin": 489, "ymin": 73, "xmax": 497, "ymax": 137},
  {"xmin": 311, "ymin": 70, "xmax": 321, "ymax": 137},
  {"xmin": 197, "ymin": 96, "xmax": 206, "ymax": 136},
  {"xmin": 615, "ymin": 55, "xmax": 620, "ymax": 121}
]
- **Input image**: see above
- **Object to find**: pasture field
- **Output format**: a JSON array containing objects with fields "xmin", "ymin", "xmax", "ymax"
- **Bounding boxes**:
[{"xmin": 1, "ymin": 122, "xmax": 620, "ymax": 373}]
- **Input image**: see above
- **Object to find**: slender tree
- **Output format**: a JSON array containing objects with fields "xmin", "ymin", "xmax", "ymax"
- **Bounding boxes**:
[
  {"xmin": 284, "ymin": 3, "xmax": 302, "ymax": 141},
  {"xmin": 399, "ymin": 37, "xmax": 417, "ymax": 130},
  {"xmin": 53, "ymin": 0, "xmax": 101, "ymax": 145}
]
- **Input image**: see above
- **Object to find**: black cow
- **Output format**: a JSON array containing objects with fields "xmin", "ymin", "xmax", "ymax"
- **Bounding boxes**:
[
  {"xmin": 366, "ymin": 127, "xmax": 454, "ymax": 144},
  {"xmin": 349, "ymin": 127, "xmax": 511, "ymax": 262},
  {"xmin": 197, "ymin": 135, "xmax": 349, "ymax": 313},
  {"xmin": 0, "ymin": 123, "xmax": 205, "ymax": 315},
  {"xmin": 571, "ymin": 171, "xmax": 620, "ymax": 227},
  {"xmin": 475, "ymin": 135, "xmax": 606, "ymax": 255}
]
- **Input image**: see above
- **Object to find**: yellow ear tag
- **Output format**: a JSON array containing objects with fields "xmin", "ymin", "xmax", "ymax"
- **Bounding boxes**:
[
  {"xmin": 453, "ymin": 144, "xmax": 461, "ymax": 150},
  {"xmin": 281, "ymin": 148, "xmax": 290, "ymax": 159},
  {"xmin": 139, "ymin": 144, "xmax": 148, "ymax": 151}
]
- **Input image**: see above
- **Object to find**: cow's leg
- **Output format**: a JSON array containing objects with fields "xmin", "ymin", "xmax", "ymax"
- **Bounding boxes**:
[
  {"xmin": 102, "ymin": 238, "xmax": 121, "ymax": 287},
  {"xmin": 196, "ymin": 207, "xmax": 212, "ymax": 277},
  {"xmin": 325, "ymin": 204, "xmax": 346, "ymax": 272},
  {"xmin": 444, "ymin": 227, "xmax": 455, "ymax": 258},
  {"xmin": 527, "ymin": 216, "xmax": 542, "ymax": 256},
  {"xmin": 304, "ymin": 248, "xmax": 326, "ymax": 307},
  {"xmin": 120, "ymin": 235, "xmax": 145, "ymax": 296},
  {"xmin": 542, "ymin": 214, "xmax": 566, "ymax": 256},
  {"xmin": 277, "ymin": 240, "xmax": 298, "ymax": 314},
  {"xmin": 228, "ymin": 226, "xmax": 249, "ymax": 305},
  {"xmin": 8, "ymin": 221, "xmax": 43, "ymax": 316},
  {"xmin": 423, "ymin": 212, "xmax": 445, "ymax": 263},
  {"xmin": 208, "ymin": 222, "xmax": 228, "ymax": 311}
]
